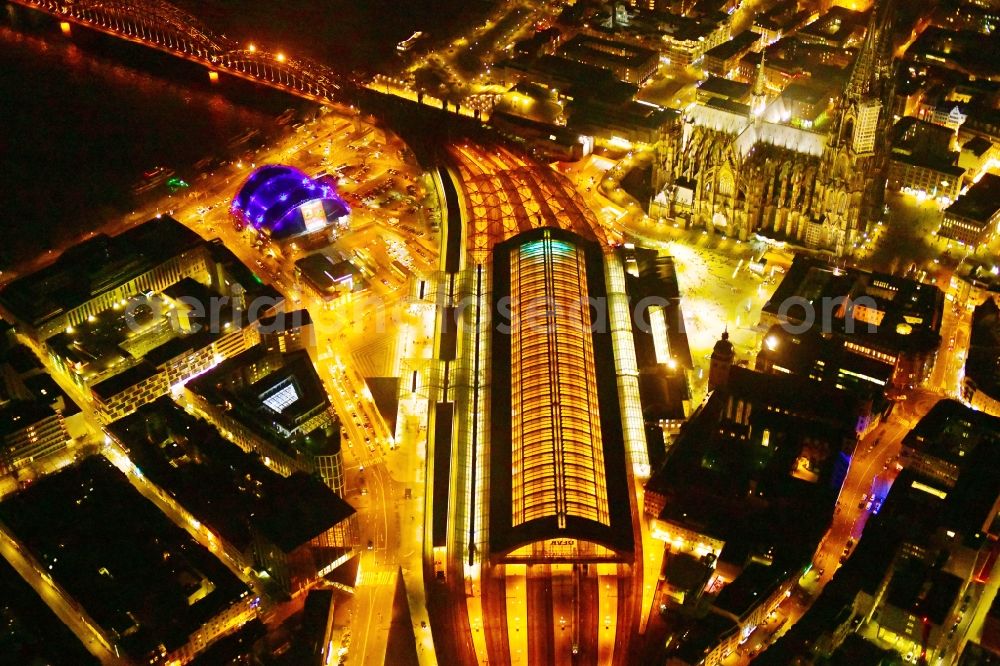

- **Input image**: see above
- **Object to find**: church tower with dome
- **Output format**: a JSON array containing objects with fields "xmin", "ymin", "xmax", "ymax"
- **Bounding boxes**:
[
  {"xmin": 708, "ymin": 330, "xmax": 735, "ymax": 391},
  {"xmin": 652, "ymin": 0, "xmax": 897, "ymax": 257}
]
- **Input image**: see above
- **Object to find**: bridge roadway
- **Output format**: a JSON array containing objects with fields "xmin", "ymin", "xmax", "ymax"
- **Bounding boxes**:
[
  {"xmin": 10, "ymin": 0, "xmax": 346, "ymax": 102},
  {"xmin": 10, "ymin": 0, "xmax": 483, "ymax": 120}
]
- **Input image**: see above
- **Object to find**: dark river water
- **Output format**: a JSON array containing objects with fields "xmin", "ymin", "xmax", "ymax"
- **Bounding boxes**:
[{"xmin": 0, "ymin": 0, "xmax": 488, "ymax": 269}]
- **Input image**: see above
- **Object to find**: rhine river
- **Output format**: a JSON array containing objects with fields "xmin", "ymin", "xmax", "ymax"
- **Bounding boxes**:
[{"xmin": 0, "ymin": 0, "xmax": 488, "ymax": 269}]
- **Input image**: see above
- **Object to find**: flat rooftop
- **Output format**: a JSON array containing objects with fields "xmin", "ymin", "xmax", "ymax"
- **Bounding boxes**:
[
  {"xmin": 781, "ymin": 82, "xmax": 831, "ymax": 106},
  {"xmin": 91, "ymin": 361, "xmax": 158, "ymax": 400},
  {"xmin": 763, "ymin": 254, "xmax": 944, "ymax": 355},
  {"xmin": 754, "ymin": 1, "xmax": 811, "ymax": 32},
  {"xmin": 946, "ymin": 173, "xmax": 1000, "ymax": 224},
  {"xmin": 963, "ymin": 136, "xmax": 992, "ymax": 157},
  {"xmin": 965, "ymin": 298, "xmax": 1000, "ymax": 399},
  {"xmin": 910, "ymin": 27, "xmax": 1000, "ymax": 79},
  {"xmin": 257, "ymin": 307, "xmax": 312, "ymax": 333},
  {"xmin": 639, "ymin": 10, "xmax": 722, "ymax": 42},
  {"xmin": 903, "ymin": 399, "xmax": 1000, "ymax": 475},
  {"xmin": 504, "ymin": 54, "xmax": 639, "ymax": 104},
  {"xmin": 186, "ymin": 345, "xmax": 340, "ymax": 458},
  {"xmin": 109, "ymin": 397, "xmax": 354, "ymax": 554},
  {"xmin": 714, "ymin": 561, "xmax": 794, "ymax": 618},
  {"xmin": 698, "ymin": 76, "xmax": 751, "ymax": 100},
  {"xmin": 0, "ymin": 400, "xmax": 57, "ymax": 437},
  {"xmin": 0, "ymin": 216, "xmax": 204, "ymax": 329},
  {"xmin": 705, "ymin": 96, "xmax": 752, "ymax": 116},
  {"xmin": 796, "ymin": 6, "xmax": 865, "ymax": 45},
  {"xmin": 559, "ymin": 33, "xmax": 658, "ymax": 69},
  {"xmin": 892, "ymin": 151, "xmax": 967, "ymax": 178},
  {"xmin": 704, "ymin": 30, "xmax": 758, "ymax": 62},
  {"xmin": 23, "ymin": 372, "xmax": 82, "ymax": 417},
  {"xmin": 889, "ymin": 401, "xmax": 1000, "ymax": 548},
  {"xmin": 44, "ymin": 294, "xmax": 166, "ymax": 386},
  {"xmin": 295, "ymin": 252, "xmax": 358, "ymax": 294},
  {"xmin": 44, "ymin": 247, "xmax": 280, "ymax": 398},
  {"xmin": 0, "ymin": 456, "xmax": 249, "ymax": 662},
  {"xmin": 4, "ymin": 343, "xmax": 42, "ymax": 374},
  {"xmin": 646, "ymin": 366, "xmax": 854, "ymax": 567},
  {"xmin": 568, "ymin": 99, "xmax": 679, "ymax": 133},
  {"xmin": 884, "ymin": 552, "xmax": 963, "ymax": 625}
]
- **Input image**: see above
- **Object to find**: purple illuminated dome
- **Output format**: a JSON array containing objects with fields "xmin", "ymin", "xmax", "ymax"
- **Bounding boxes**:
[{"xmin": 231, "ymin": 165, "xmax": 350, "ymax": 241}]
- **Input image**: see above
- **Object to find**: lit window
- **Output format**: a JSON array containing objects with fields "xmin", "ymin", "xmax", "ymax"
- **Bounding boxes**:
[{"xmin": 261, "ymin": 381, "xmax": 298, "ymax": 413}]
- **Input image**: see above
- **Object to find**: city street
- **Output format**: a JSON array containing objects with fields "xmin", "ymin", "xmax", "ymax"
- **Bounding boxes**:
[
  {"xmin": 3, "ymin": 0, "xmax": 1000, "ymax": 664},
  {"xmin": 567, "ymin": 142, "xmax": 978, "ymax": 665},
  {"xmin": 157, "ymin": 105, "xmax": 440, "ymax": 666},
  {"xmin": 0, "ymin": 100, "xmax": 440, "ymax": 665},
  {"xmin": 0, "ymin": 521, "xmax": 124, "ymax": 665}
]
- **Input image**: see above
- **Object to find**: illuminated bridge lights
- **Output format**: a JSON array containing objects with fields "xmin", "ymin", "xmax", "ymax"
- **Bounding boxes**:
[
  {"xmin": 11, "ymin": 0, "xmax": 346, "ymax": 102},
  {"xmin": 510, "ymin": 235, "xmax": 610, "ymax": 529}
]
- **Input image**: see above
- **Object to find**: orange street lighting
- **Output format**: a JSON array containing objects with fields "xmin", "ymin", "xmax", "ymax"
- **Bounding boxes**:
[
  {"xmin": 247, "ymin": 43, "xmax": 257, "ymax": 53},
  {"xmin": 276, "ymin": 52, "xmax": 286, "ymax": 62}
]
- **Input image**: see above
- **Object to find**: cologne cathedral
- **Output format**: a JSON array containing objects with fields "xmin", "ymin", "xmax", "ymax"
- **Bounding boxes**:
[{"xmin": 652, "ymin": 0, "xmax": 897, "ymax": 257}]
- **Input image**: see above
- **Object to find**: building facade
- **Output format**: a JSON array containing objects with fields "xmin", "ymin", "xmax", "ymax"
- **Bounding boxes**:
[
  {"xmin": 91, "ymin": 324, "xmax": 262, "ymax": 423},
  {"xmin": 887, "ymin": 154, "xmax": 965, "ymax": 201},
  {"xmin": 0, "ymin": 402, "xmax": 69, "ymax": 476},
  {"xmin": 938, "ymin": 173, "xmax": 1000, "ymax": 247},
  {"xmin": 0, "ymin": 218, "xmax": 211, "ymax": 341},
  {"xmin": 652, "ymin": 0, "xmax": 898, "ymax": 256}
]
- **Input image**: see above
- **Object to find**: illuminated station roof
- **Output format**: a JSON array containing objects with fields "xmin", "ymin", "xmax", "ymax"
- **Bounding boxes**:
[
  {"xmin": 489, "ymin": 227, "xmax": 634, "ymax": 563},
  {"xmin": 231, "ymin": 165, "xmax": 349, "ymax": 241},
  {"xmin": 448, "ymin": 143, "xmax": 615, "ymax": 263}
]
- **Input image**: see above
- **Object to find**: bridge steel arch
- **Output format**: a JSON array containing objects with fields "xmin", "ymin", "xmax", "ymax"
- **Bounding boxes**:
[
  {"xmin": 23, "ymin": 0, "xmax": 228, "ymax": 56},
  {"xmin": 10, "ymin": 0, "xmax": 350, "ymax": 107},
  {"xmin": 217, "ymin": 49, "xmax": 341, "ymax": 102}
]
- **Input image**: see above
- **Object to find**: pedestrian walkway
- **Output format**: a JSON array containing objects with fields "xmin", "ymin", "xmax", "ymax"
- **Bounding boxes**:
[{"xmin": 358, "ymin": 568, "xmax": 397, "ymax": 586}]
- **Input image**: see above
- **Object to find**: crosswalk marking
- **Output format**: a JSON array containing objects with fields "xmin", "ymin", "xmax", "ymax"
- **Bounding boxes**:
[
  {"xmin": 357, "ymin": 569, "xmax": 396, "ymax": 586},
  {"xmin": 357, "ymin": 454, "xmax": 383, "ymax": 466}
]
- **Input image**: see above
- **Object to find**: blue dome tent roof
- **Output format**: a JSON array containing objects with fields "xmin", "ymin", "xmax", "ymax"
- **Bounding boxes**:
[{"xmin": 231, "ymin": 165, "xmax": 349, "ymax": 240}]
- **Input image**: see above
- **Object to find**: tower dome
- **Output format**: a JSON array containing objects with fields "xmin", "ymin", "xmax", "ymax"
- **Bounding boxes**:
[
  {"xmin": 709, "ymin": 330, "xmax": 735, "ymax": 391},
  {"xmin": 712, "ymin": 330, "xmax": 735, "ymax": 361}
]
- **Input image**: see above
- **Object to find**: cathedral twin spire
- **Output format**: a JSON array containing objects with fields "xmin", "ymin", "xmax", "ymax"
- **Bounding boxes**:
[{"xmin": 845, "ymin": 0, "xmax": 898, "ymax": 102}]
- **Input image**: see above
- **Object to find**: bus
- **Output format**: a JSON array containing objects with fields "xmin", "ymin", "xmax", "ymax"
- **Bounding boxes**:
[{"xmin": 397, "ymin": 31, "xmax": 424, "ymax": 52}]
